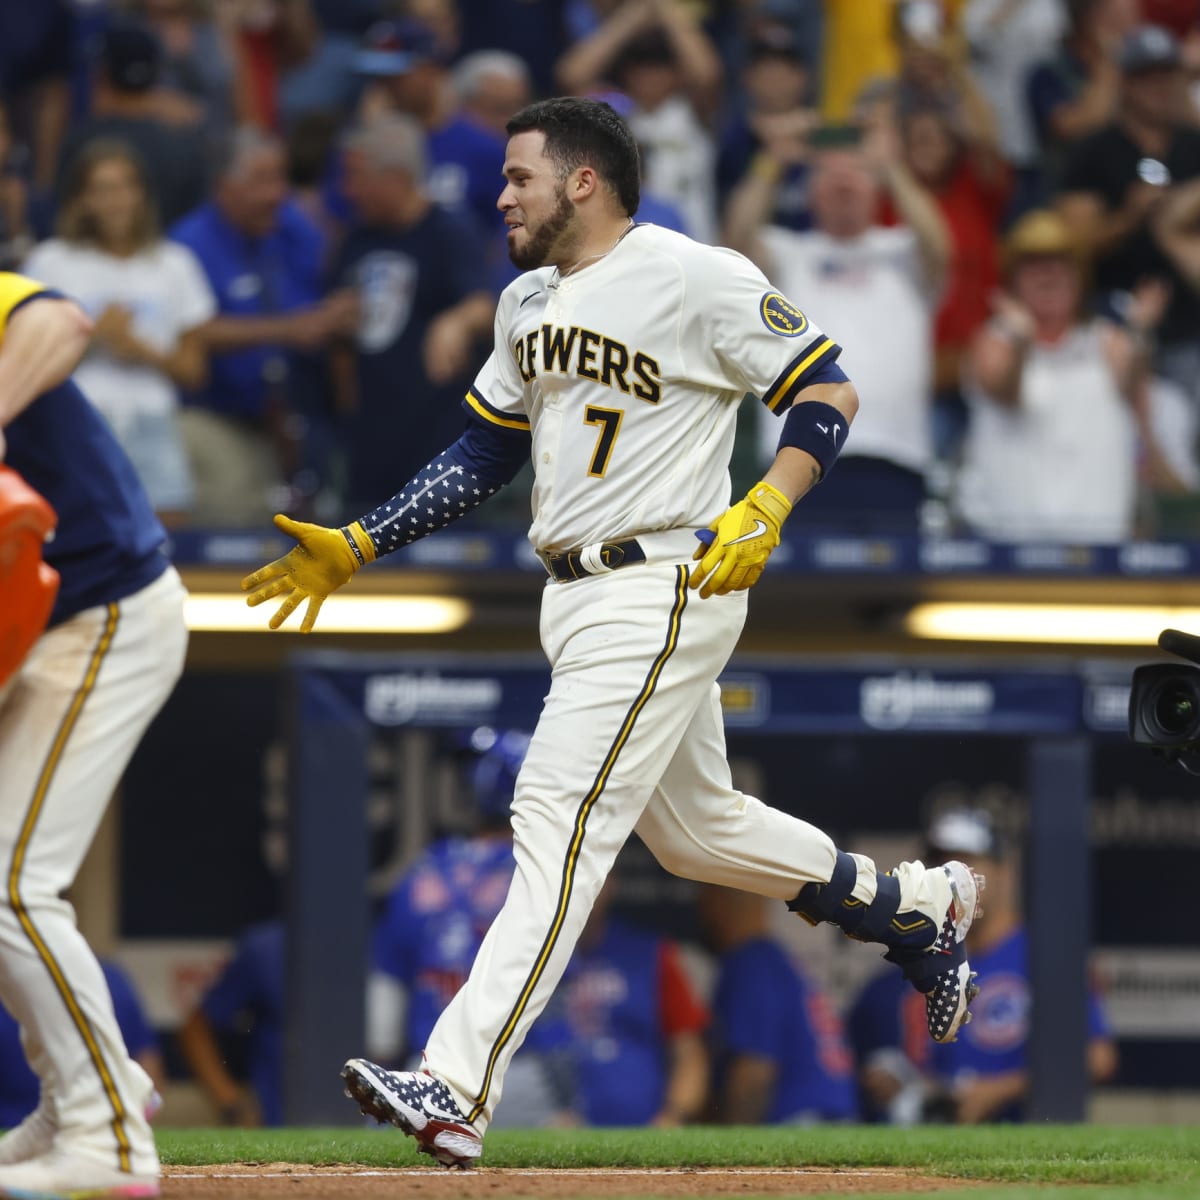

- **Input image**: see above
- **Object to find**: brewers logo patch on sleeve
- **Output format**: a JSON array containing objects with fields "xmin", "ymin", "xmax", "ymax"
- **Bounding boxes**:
[{"xmin": 759, "ymin": 292, "xmax": 810, "ymax": 337}]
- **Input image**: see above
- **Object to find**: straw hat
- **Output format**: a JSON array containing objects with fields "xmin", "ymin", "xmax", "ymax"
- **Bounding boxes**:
[{"xmin": 1002, "ymin": 209, "xmax": 1086, "ymax": 274}]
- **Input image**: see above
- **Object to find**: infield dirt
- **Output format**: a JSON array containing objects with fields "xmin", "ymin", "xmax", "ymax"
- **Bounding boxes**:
[{"xmin": 165, "ymin": 1163, "xmax": 987, "ymax": 1198}]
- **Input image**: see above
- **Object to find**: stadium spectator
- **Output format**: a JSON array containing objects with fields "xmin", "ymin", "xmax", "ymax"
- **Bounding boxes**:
[
  {"xmin": 328, "ymin": 114, "xmax": 493, "ymax": 516},
  {"xmin": 284, "ymin": 109, "xmax": 344, "ymax": 241},
  {"xmin": 58, "ymin": 18, "xmax": 208, "ymax": 228},
  {"xmin": 176, "ymin": 921, "xmax": 284, "ymax": 1126},
  {"xmin": 0, "ymin": 961, "xmax": 163, "ymax": 1135},
  {"xmin": 699, "ymin": 885, "xmax": 855, "ymax": 1125},
  {"xmin": 895, "ymin": 99, "xmax": 1009, "ymax": 452},
  {"xmin": 0, "ymin": 103, "xmax": 33, "ymax": 271},
  {"xmin": 0, "ymin": 0, "xmax": 75, "ymax": 196},
  {"xmin": 849, "ymin": 808, "xmax": 1117, "ymax": 1124},
  {"xmin": 717, "ymin": 24, "xmax": 818, "ymax": 235},
  {"xmin": 960, "ymin": 0, "xmax": 1067, "ymax": 199},
  {"xmin": 373, "ymin": 730, "xmax": 571, "ymax": 1128},
  {"xmin": 25, "ymin": 139, "xmax": 216, "ymax": 525},
  {"xmin": 559, "ymin": 880, "xmax": 709, "ymax": 1127},
  {"xmin": 455, "ymin": 51, "xmax": 533, "ymax": 144},
  {"xmin": 1026, "ymin": 0, "xmax": 1137, "ymax": 195},
  {"xmin": 444, "ymin": 51, "xmax": 532, "ymax": 237},
  {"xmin": 217, "ymin": 0, "xmax": 321, "ymax": 132},
  {"xmin": 954, "ymin": 208, "xmax": 1171, "ymax": 543},
  {"xmin": 1056, "ymin": 24, "xmax": 1200, "ymax": 408},
  {"xmin": 556, "ymin": 0, "xmax": 723, "ymax": 243},
  {"xmin": 126, "ymin": 0, "xmax": 240, "ymax": 139},
  {"xmin": 171, "ymin": 126, "xmax": 357, "ymax": 526},
  {"xmin": 354, "ymin": 19, "xmax": 521, "ymax": 240},
  {"xmin": 950, "ymin": 208, "xmax": 1166, "ymax": 542},
  {"xmin": 725, "ymin": 115, "xmax": 949, "ymax": 531}
]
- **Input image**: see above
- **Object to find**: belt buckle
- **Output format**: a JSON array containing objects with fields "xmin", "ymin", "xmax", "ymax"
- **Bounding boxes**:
[{"xmin": 537, "ymin": 549, "xmax": 570, "ymax": 582}]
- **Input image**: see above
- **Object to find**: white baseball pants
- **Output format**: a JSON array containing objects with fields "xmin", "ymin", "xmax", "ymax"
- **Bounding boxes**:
[
  {"xmin": 0, "ymin": 567, "xmax": 187, "ymax": 1172},
  {"xmin": 424, "ymin": 556, "xmax": 946, "ymax": 1129}
]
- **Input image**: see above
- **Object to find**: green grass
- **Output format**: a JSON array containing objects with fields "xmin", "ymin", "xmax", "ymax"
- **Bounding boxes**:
[{"xmin": 158, "ymin": 1124, "xmax": 1200, "ymax": 1187}]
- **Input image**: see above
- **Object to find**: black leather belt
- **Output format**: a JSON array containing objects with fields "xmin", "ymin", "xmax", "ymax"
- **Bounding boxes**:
[{"xmin": 538, "ymin": 538, "xmax": 646, "ymax": 582}]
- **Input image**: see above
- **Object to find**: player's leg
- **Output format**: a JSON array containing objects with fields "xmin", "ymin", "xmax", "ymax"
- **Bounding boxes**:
[
  {"xmin": 0, "ymin": 569, "xmax": 186, "ymax": 1190},
  {"xmin": 343, "ymin": 565, "xmax": 747, "ymax": 1161},
  {"xmin": 634, "ymin": 684, "xmax": 983, "ymax": 1043}
]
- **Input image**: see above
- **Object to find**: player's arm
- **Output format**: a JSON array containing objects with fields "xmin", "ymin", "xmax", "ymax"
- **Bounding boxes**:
[
  {"xmin": 0, "ymin": 281, "xmax": 93, "ymax": 433},
  {"xmin": 720, "ymin": 1052, "xmax": 776, "ymax": 1124},
  {"xmin": 690, "ymin": 363, "xmax": 859, "ymax": 598},
  {"xmin": 176, "ymin": 1006, "xmax": 261, "ymax": 1127},
  {"xmin": 655, "ymin": 1031, "xmax": 708, "ymax": 1127},
  {"xmin": 1152, "ymin": 176, "xmax": 1200, "ymax": 289},
  {"xmin": 653, "ymin": 941, "xmax": 710, "ymax": 1126},
  {"xmin": 242, "ymin": 415, "xmax": 530, "ymax": 632}
]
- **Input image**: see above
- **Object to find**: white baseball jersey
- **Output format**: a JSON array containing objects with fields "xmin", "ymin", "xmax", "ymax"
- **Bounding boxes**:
[{"xmin": 464, "ymin": 223, "xmax": 841, "ymax": 552}]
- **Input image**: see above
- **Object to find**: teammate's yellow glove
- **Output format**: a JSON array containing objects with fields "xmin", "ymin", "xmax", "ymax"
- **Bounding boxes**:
[
  {"xmin": 241, "ymin": 514, "xmax": 376, "ymax": 633},
  {"xmin": 689, "ymin": 481, "xmax": 792, "ymax": 599}
]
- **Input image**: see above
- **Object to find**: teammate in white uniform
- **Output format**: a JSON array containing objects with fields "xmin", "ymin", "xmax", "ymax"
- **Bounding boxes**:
[{"xmin": 243, "ymin": 98, "xmax": 983, "ymax": 1167}]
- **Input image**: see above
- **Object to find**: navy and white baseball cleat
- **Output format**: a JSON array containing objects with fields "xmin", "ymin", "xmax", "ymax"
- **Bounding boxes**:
[
  {"xmin": 341, "ymin": 1059, "xmax": 482, "ymax": 1169},
  {"xmin": 908, "ymin": 861, "xmax": 984, "ymax": 1044}
]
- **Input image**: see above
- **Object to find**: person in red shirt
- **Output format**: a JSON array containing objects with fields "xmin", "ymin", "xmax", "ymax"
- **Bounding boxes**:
[{"xmin": 898, "ymin": 101, "xmax": 1010, "ymax": 404}]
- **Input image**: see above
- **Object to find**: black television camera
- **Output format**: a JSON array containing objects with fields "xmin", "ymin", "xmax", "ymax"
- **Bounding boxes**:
[{"xmin": 1129, "ymin": 628, "xmax": 1200, "ymax": 769}]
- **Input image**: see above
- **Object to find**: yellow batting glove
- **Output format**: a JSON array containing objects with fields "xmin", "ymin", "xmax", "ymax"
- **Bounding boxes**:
[
  {"xmin": 689, "ymin": 481, "xmax": 792, "ymax": 599},
  {"xmin": 241, "ymin": 514, "xmax": 376, "ymax": 633}
]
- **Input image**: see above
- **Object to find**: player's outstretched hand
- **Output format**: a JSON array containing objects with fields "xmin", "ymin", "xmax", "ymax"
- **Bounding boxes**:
[
  {"xmin": 689, "ymin": 481, "xmax": 792, "ymax": 598},
  {"xmin": 241, "ymin": 514, "xmax": 375, "ymax": 633}
]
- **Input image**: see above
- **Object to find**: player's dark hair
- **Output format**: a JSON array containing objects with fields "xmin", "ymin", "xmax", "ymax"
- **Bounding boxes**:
[{"xmin": 506, "ymin": 97, "xmax": 640, "ymax": 217}]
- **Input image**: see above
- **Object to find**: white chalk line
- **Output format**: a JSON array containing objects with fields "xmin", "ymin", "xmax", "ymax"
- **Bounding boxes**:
[{"xmin": 167, "ymin": 1167, "xmax": 914, "ymax": 1179}]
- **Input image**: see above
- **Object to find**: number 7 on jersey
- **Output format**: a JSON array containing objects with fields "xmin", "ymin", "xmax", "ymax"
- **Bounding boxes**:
[{"xmin": 584, "ymin": 406, "xmax": 624, "ymax": 478}]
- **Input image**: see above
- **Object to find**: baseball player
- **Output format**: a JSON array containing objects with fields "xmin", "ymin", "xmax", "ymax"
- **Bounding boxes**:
[
  {"xmin": 243, "ymin": 97, "xmax": 983, "ymax": 1167},
  {"xmin": 0, "ymin": 272, "xmax": 187, "ymax": 1198}
]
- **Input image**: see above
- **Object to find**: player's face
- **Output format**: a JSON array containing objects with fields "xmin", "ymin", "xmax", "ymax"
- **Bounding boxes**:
[{"xmin": 498, "ymin": 131, "xmax": 579, "ymax": 270}]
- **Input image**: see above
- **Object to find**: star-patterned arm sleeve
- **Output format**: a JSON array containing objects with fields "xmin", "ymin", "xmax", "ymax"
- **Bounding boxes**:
[{"xmin": 351, "ymin": 415, "xmax": 531, "ymax": 559}]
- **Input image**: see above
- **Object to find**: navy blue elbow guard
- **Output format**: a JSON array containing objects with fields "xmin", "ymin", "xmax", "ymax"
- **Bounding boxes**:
[{"xmin": 777, "ymin": 399, "xmax": 847, "ymax": 480}]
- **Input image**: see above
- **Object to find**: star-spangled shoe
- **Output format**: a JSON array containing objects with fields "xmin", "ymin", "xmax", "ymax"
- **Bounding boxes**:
[
  {"xmin": 887, "ymin": 860, "xmax": 984, "ymax": 1044},
  {"xmin": 341, "ymin": 1058, "xmax": 482, "ymax": 1169}
]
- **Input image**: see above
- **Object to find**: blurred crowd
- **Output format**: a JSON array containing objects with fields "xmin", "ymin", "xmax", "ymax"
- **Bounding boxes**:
[{"xmin": 7, "ymin": 0, "xmax": 1200, "ymax": 539}]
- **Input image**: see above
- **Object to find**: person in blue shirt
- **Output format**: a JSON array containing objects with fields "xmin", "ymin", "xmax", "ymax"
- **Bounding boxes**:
[
  {"xmin": 700, "ymin": 883, "xmax": 856, "ymax": 1124},
  {"xmin": 374, "ymin": 730, "xmax": 571, "ymax": 1128},
  {"xmin": 329, "ymin": 114, "xmax": 495, "ymax": 516},
  {"xmin": 849, "ymin": 808, "xmax": 1118, "ymax": 1124},
  {"xmin": 354, "ymin": 21, "xmax": 525, "ymax": 241},
  {"xmin": 559, "ymin": 880, "xmax": 709, "ymax": 1127},
  {"xmin": 170, "ymin": 125, "xmax": 358, "ymax": 525},
  {"xmin": 176, "ymin": 921, "xmax": 285, "ymax": 1127},
  {"xmin": 0, "ymin": 273, "xmax": 187, "ymax": 1198},
  {"xmin": 0, "ymin": 961, "xmax": 163, "ymax": 1132}
]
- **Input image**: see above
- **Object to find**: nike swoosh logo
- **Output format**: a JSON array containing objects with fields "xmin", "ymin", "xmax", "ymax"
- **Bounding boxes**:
[
  {"xmin": 724, "ymin": 519, "xmax": 769, "ymax": 546},
  {"xmin": 423, "ymin": 1101, "xmax": 466, "ymax": 1123},
  {"xmin": 520, "ymin": 291, "xmax": 540, "ymax": 307}
]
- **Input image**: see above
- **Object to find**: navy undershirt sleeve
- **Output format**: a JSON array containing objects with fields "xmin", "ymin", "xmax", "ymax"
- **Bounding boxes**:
[
  {"xmin": 791, "ymin": 357, "xmax": 849, "ymax": 392},
  {"xmin": 354, "ymin": 415, "xmax": 531, "ymax": 559}
]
